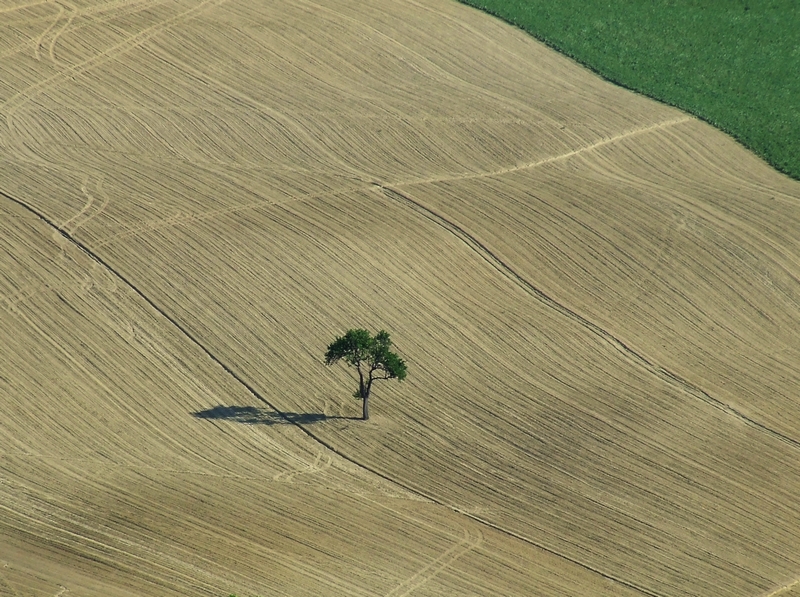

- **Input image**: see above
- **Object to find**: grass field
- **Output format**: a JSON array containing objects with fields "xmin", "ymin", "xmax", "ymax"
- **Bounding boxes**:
[
  {"xmin": 2, "ymin": 0, "xmax": 800, "ymax": 595},
  {"xmin": 459, "ymin": 0, "xmax": 800, "ymax": 180}
]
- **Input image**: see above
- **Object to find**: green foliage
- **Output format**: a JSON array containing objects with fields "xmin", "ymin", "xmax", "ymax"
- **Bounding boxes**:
[
  {"xmin": 325, "ymin": 329, "xmax": 407, "ymax": 419},
  {"xmin": 325, "ymin": 329, "xmax": 407, "ymax": 382},
  {"xmin": 458, "ymin": 0, "xmax": 800, "ymax": 180},
  {"xmin": 325, "ymin": 328, "xmax": 373, "ymax": 369}
]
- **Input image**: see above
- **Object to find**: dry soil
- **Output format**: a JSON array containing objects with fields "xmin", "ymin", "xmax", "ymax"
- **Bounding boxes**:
[{"xmin": 2, "ymin": 0, "xmax": 800, "ymax": 596}]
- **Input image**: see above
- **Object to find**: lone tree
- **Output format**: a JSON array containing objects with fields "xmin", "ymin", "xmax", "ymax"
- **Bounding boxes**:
[{"xmin": 324, "ymin": 329, "xmax": 407, "ymax": 420}]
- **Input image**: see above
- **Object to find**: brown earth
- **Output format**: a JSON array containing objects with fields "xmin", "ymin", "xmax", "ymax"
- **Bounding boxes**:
[{"xmin": 2, "ymin": 0, "xmax": 800, "ymax": 595}]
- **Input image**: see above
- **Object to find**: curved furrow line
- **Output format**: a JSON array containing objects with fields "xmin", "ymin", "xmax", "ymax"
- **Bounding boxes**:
[
  {"xmin": 0, "ymin": 281, "xmax": 54, "ymax": 311},
  {"xmin": 0, "ymin": 189, "xmax": 662, "ymax": 597},
  {"xmin": 588, "ymin": 120, "xmax": 800, "ymax": 226},
  {"xmin": 3, "ymin": 0, "xmax": 230, "ymax": 163},
  {"xmin": 0, "ymin": 571, "xmax": 18, "ymax": 597},
  {"xmin": 0, "ymin": 38, "xmax": 37, "ymax": 61},
  {"xmin": 57, "ymin": 175, "xmax": 93, "ymax": 232},
  {"xmin": 512, "ymin": 161, "xmax": 779, "ymax": 347},
  {"xmin": 73, "ymin": 120, "xmax": 687, "ymax": 251},
  {"xmin": 3, "ymin": 480, "xmax": 353, "ymax": 597},
  {"xmin": 1, "ymin": 0, "xmax": 165, "ymax": 63},
  {"xmin": 143, "ymin": 43, "xmax": 373, "ymax": 183},
  {"xmin": 0, "ymin": 497, "xmax": 219, "ymax": 594},
  {"xmin": 47, "ymin": 1, "xmax": 77, "ymax": 64},
  {"xmin": 656, "ymin": 123, "xmax": 800, "ymax": 204},
  {"xmin": 2, "ymin": 302, "xmax": 227, "ymax": 475},
  {"xmin": 8, "ymin": 1, "xmax": 800, "ymax": 594},
  {"xmin": 1, "ymin": 3, "xmax": 59, "ymax": 61},
  {"xmin": 584, "ymin": 136, "xmax": 800, "ymax": 300},
  {"xmin": 376, "ymin": 183, "xmax": 800, "ymax": 453},
  {"xmin": 33, "ymin": 1, "xmax": 65, "ymax": 62},
  {"xmin": 69, "ymin": 176, "xmax": 110, "ymax": 235},
  {"xmin": 88, "ymin": 183, "xmax": 369, "ymax": 250},
  {"xmin": 294, "ymin": 0, "xmax": 587, "ymax": 148},
  {"xmin": 74, "ymin": 0, "xmax": 161, "ymax": 18},
  {"xmin": 272, "ymin": 450, "xmax": 332, "ymax": 484}
]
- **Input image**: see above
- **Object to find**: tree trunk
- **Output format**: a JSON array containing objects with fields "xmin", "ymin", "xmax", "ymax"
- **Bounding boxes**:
[
  {"xmin": 358, "ymin": 369, "xmax": 366, "ymax": 400},
  {"xmin": 362, "ymin": 374, "xmax": 374, "ymax": 421},
  {"xmin": 357, "ymin": 368, "xmax": 370, "ymax": 420}
]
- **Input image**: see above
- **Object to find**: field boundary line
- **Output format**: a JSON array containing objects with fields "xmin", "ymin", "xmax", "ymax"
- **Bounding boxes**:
[
  {"xmin": 1, "ymin": 187, "xmax": 668, "ymax": 597},
  {"xmin": 377, "ymin": 183, "xmax": 800, "ymax": 453}
]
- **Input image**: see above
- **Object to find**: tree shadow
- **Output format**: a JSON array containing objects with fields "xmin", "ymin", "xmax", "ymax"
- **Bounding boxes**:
[{"xmin": 192, "ymin": 405, "xmax": 355, "ymax": 425}]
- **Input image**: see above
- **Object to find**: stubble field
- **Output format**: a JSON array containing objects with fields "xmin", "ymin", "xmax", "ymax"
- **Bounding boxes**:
[{"xmin": 2, "ymin": 0, "xmax": 800, "ymax": 596}]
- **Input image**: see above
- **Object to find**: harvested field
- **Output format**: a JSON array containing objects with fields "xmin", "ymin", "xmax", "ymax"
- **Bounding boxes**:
[{"xmin": 2, "ymin": 0, "xmax": 800, "ymax": 596}]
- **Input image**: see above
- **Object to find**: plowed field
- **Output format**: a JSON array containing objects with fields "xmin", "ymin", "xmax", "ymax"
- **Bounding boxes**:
[{"xmin": 2, "ymin": 0, "xmax": 800, "ymax": 596}]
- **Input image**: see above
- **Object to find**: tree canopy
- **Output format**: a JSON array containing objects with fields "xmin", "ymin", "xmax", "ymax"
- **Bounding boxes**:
[{"xmin": 324, "ymin": 329, "xmax": 407, "ymax": 420}]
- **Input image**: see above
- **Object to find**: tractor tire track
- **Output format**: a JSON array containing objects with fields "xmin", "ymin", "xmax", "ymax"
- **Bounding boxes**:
[
  {"xmin": 89, "ymin": 184, "xmax": 360, "ymax": 250},
  {"xmin": 0, "ymin": 1, "xmax": 48, "ymax": 14},
  {"xmin": 272, "ymin": 450, "xmax": 332, "ymax": 484},
  {"xmin": 85, "ymin": 119, "xmax": 686, "ymax": 249},
  {"xmin": 51, "ymin": 175, "xmax": 110, "ymax": 240},
  {"xmin": 765, "ymin": 578, "xmax": 800, "ymax": 597},
  {"xmin": 390, "ymin": 116, "xmax": 693, "ymax": 189},
  {"xmin": 46, "ymin": 1, "xmax": 76, "ymax": 64},
  {"xmin": 385, "ymin": 528, "xmax": 483, "ymax": 597},
  {"xmin": 376, "ymin": 182, "xmax": 800, "ymax": 454},
  {"xmin": 0, "ymin": 187, "xmax": 664, "ymax": 597},
  {"xmin": 33, "ymin": 1, "xmax": 65, "ymax": 62},
  {"xmin": 3, "ymin": 0, "xmax": 230, "ymax": 164}
]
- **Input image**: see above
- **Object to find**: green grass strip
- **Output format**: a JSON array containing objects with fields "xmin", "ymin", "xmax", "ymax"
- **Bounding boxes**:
[{"xmin": 458, "ymin": 0, "xmax": 800, "ymax": 180}]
